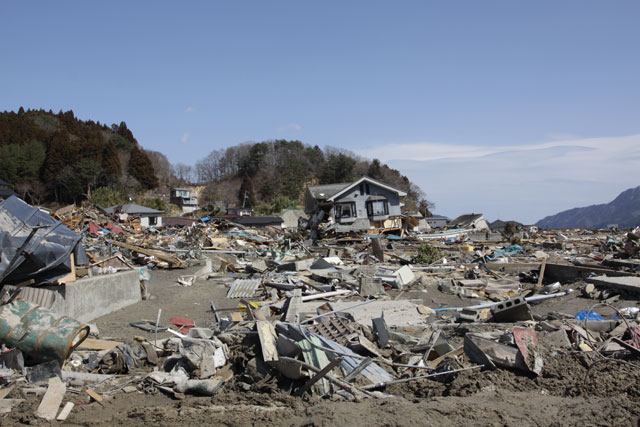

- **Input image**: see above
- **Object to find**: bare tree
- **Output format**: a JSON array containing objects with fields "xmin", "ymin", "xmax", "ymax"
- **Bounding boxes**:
[{"xmin": 172, "ymin": 163, "xmax": 193, "ymax": 184}]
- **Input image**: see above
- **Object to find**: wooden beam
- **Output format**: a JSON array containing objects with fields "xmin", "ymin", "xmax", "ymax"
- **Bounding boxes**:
[{"xmin": 294, "ymin": 357, "xmax": 343, "ymax": 397}]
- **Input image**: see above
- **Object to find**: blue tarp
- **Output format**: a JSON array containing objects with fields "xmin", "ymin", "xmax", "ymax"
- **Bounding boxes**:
[
  {"xmin": 487, "ymin": 244, "xmax": 525, "ymax": 260},
  {"xmin": 575, "ymin": 310, "xmax": 605, "ymax": 321}
]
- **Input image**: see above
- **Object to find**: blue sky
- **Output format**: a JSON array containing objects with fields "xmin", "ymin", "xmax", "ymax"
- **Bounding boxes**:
[{"xmin": 1, "ymin": 1, "xmax": 639, "ymax": 223}]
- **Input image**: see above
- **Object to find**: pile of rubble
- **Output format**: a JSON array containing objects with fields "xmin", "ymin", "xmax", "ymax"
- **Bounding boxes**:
[{"xmin": 1, "ymin": 195, "xmax": 640, "ymax": 422}]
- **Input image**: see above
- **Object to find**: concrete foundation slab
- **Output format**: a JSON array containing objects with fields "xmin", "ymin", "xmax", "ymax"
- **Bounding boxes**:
[
  {"xmin": 1, "ymin": 270, "xmax": 141, "ymax": 323},
  {"xmin": 586, "ymin": 275, "xmax": 640, "ymax": 296}
]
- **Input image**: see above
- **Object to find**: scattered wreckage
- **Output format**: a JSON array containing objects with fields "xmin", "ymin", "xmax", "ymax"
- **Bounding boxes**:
[{"xmin": 0, "ymin": 194, "xmax": 639, "ymax": 421}]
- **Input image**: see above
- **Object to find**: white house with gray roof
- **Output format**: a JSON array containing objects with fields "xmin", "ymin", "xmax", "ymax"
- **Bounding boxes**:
[
  {"xmin": 105, "ymin": 203, "xmax": 163, "ymax": 228},
  {"xmin": 305, "ymin": 177, "xmax": 407, "ymax": 226}
]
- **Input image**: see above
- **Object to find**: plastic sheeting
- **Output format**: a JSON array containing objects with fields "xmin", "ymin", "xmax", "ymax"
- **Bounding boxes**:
[{"xmin": 0, "ymin": 196, "xmax": 87, "ymax": 285}]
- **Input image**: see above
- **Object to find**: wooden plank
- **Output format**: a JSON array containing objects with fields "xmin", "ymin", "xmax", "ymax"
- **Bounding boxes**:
[
  {"xmin": 36, "ymin": 377, "xmax": 66, "ymax": 420},
  {"xmin": 55, "ymin": 254, "xmax": 76, "ymax": 284},
  {"xmin": 230, "ymin": 312, "xmax": 244, "ymax": 322},
  {"xmin": 294, "ymin": 357, "xmax": 343, "ymax": 396},
  {"xmin": 0, "ymin": 385, "xmax": 14, "ymax": 400},
  {"xmin": 77, "ymin": 338, "xmax": 123, "ymax": 351},
  {"xmin": 427, "ymin": 346, "xmax": 464, "ymax": 369},
  {"xmin": 85, "ymin": 388, "xmax": 104, "ymax": 405},
  {"xmin": 612, "ymin": 337, "xmax": 640, "ymax": 356},
  {"xmin": 537, "ymin": 260, "xmax": 546, "ymax": 288},
  {"xmin": 56, "ymin": 402, "xmax": 75, "ymax": 421},
  {"xmin": 109, "ymin": 240, "xmax": 187, "ymax": 268},
  {"xmin": 0, "ymin": 399, "xmax": 24, "ymax": 414},
  {"xmin": 256, "ymin": 320, "xmax": 279, "ymax": 362}
]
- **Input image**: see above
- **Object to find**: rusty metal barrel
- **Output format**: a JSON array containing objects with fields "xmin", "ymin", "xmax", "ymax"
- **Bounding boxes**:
[{"xmin": 0, "ymin": 298, "xmax": 89, "ymax": 363}]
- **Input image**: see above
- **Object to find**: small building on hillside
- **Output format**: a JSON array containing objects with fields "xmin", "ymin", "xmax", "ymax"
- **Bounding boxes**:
[
  {"xmin": 170, "ymin": 188, "xmax": 199, "ymax": 213},
  {"xmin": 305, "ymin": 177, "xmax": 407, "ymax": 227},
  {"xmin": 105, "ymin": 203, "xmax": 163, "ymax": 228},
  {"xmin": 0, "ymin": 179, "xmax": 16, "ymax": 201},
  {"xmin": 448, "ymin": 213, "xmax": 490, "ymax": 231}
]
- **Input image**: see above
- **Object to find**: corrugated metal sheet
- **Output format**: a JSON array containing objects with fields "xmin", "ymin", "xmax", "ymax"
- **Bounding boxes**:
[
  {"xmin": 304, "ymin": 331, "xmax": 394, "ymax": 385},
  {"xmin": 226, "ymin": 278, "xmax": 262, "ymax": 299},
  {"xmin": 1, "ymin": 285, "xmax": 59, "ymax": 308},
  {"xmin": 297, "ymin": 336, "xmax": 332, "ymax": 395}
]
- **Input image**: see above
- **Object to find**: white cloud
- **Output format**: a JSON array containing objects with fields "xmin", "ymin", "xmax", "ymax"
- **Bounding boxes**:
[
  {"xmin": 180, "ymin": 132, "xmax": 191, "ymax": 144},
  {"xmin": 278, "ymin": 123, "xmax": 302, "ymax": 132},
  {"xmin": 356, "ymin": 134, "xmax": 640, "ymax": 224},
  {"xmin": 185, "ymin": 106, "xmax": 196, "ymax": 113}
]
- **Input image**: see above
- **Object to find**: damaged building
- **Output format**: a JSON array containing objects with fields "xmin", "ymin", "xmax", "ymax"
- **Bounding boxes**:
[{"xmin": 305, "ymin": 176, "xmax": 407, "ymax": 232}]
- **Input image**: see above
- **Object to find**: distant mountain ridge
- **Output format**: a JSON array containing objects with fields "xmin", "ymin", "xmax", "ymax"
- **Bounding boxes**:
[{"xmin": 536, "ymin": 186, "xmax": 640, "ymax": 229}]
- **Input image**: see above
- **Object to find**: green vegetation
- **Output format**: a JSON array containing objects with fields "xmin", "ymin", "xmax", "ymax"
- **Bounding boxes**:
[
  {"xmin": 0, "ymin": 109, "xmax": 158, "ymax": 204},
  {"xmin": 89, "ymin": 187, "xmax": 127, "ymax": 208},
  {"xmin": 195, "ymin": 140, "xmax": 431, "ymax": 213},
  {"xmin": 1, "ymin": 108, "xmax": 432, "ymax": 214},
  {"xmin": 414, "ymin": 242, "xmax": 441, "ymax": 264},
  {"xmin": 253, "ymin": 196, "xmax": 299, "ymax": 215},
  {"xmin": 143, "ymin": 197, "xmax": 167, "ymax": 211}
]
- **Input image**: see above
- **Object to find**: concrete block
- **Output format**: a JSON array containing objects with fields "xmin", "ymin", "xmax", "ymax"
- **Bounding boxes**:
[
  {"xmin": 358, "ymin": 277, "xmax": 386, "ymax": 297},
  {"xmin": 491, "ymin": 296, "xmax": 533, "ymax": 322},
  {"xmin": 542, "ymin": 329, "xmax": 571, "ymax": 349},
  {"xmin": 394, "ymin": 265, "xmax": 415, "ymax": 288}
]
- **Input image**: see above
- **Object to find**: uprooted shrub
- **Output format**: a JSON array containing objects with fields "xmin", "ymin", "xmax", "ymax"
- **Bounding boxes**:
[{"xmin": 414, "ymin": 242, "xmax": 441, "ymax": 264}]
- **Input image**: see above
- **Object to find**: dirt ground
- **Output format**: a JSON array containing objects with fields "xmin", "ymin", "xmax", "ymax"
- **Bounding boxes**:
[{"xmin": 4, "ymin": 262, "xmax": 640, "ymax": 426}]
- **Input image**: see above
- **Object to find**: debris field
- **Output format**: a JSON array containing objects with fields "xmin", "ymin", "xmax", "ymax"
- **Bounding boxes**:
[{"xmin": 1, "ymin": 195, "xmax": 640, "ymax": 425}]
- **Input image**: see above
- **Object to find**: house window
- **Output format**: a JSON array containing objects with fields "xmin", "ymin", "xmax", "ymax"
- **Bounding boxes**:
[
  {"xmin": 335, "ymin": 202, "xmax": 356, "ymax": 219},
  {"xmin": 367, "ymin": 200, "xmax": 388, "ymax": 216},
  {"xmin": 149, "ymin": 216, "xmax": 158, "ymax": 225}
]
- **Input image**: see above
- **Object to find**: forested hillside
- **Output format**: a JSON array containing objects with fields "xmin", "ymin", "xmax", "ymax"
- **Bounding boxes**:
[
  {"xmin": 189, "ymin": 140, "xmax": 430, "ymax": 214},
  {"xmin": 0, "ymin": 108, "xmax": 431, "ymax": 214},
  {"xmin": 0, "ymin": 108, "xmax": 157, "ymax": 204}
]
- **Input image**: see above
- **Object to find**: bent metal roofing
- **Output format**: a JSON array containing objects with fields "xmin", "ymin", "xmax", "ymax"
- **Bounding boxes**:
[{"xmin": 104, "ymin": 203, "xmax": 163, "ymax": 215}]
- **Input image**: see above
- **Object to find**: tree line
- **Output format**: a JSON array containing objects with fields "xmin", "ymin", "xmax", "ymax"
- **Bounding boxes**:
[
  {"xmin": 0, "ymin": 108, "xmax": 158, "ymax": 205},
  {"xmin": 0, "ymin": 108, "xmax": 433, "ymax": 215},
  {"xmin": 189, "ymin": 140, "xmax": 432, "ymax": 215}
]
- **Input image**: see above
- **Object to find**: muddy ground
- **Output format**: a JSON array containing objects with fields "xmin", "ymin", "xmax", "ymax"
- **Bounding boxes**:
[{"xmin": 3, "ymin": 262, "xmax": 640, "ymax": 426}]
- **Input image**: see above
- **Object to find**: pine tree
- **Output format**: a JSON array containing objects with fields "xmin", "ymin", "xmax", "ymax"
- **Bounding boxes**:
[{"xmin": 128, "ymin": 146, "xmax": 159, "ymax": 189}]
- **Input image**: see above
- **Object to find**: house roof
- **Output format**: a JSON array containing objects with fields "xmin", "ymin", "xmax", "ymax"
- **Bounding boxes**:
[
  {"xmin": 307, "ymin": 183, "xmax": 350, "ymax": 200},
  {"xmin": 307, "ymin": 177, "xmax": 407, "ymax": 202},
  {"xmin": 328, "ymin": 177, "xmax": 407, "ymax": 201},
  {"xmin": 427, "ymin": 214, "xmax": 449, "ymax": 220},
  {"xmin": 163, "ymin": 217, "xmax": 198, "ymax": 227},
  {"xmin": 449, "ymin": 213, "xmax": 484, "ymax": 227},
  {"xmin": 231, "ymin": 216, "xmax": 284, "ymax": 226},
  {"xmin": 105, "ymin": 203, "xmax": 163, "ymax": 215}
]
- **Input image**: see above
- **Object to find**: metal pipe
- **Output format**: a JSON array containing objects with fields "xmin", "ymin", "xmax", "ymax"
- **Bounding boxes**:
[
  {"xmin": 300, "ymin": 289, "xmax": 352, "ymax": 302},
  {"xmin": 434, "ymin": 289, "xmax": 573, "ymax": 312}
]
